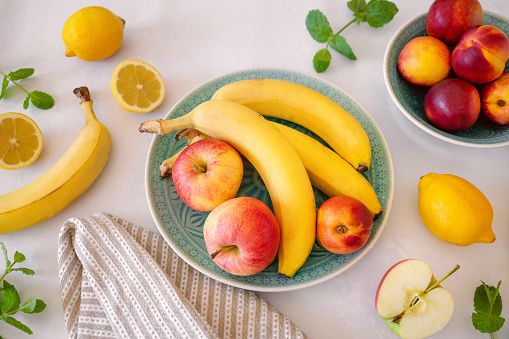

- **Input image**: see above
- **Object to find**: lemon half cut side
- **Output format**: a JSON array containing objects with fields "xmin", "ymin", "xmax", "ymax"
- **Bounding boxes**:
[
  {"xmin": 0, "ymin": 112, "xmax": 43, "ymax": 170},
  {"xmin": 111, "ymin": 59, "xmax": 166, "ymax": 113}
]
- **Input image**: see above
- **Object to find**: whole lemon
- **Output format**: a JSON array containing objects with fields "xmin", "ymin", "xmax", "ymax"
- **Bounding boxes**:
[
  {"xmin": 418, "ymin": 173, "xmax": 495, "ymax": 246},
  {"xmin": 62, "ymin": 6, "xmax": 125, "ymax": 61}
]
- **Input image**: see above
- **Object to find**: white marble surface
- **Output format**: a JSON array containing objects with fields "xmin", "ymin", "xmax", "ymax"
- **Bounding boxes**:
[{"xmin": 1, "ymin": 1, "xmax": 509, "ymax": 338}]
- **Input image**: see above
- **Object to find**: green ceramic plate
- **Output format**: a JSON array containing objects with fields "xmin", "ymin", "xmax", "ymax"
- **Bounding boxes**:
[
  {"xmin": 384, "ymin": 11, "xmax": 509, "ymax": 147},
  {"xmin": 145, "ymin": 68, "xmax": 394, "ymax": 291}
]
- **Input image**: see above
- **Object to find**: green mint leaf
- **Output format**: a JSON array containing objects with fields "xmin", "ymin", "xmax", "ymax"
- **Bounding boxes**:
[
  {"xmin": 330, "ymin": 35, "xmax": 357, "ymax": 60},
  {"xmin": 19, "ymin": 297, "xmax": 37, "ymax": 313},
  {"xmin": 11, "ymin": 268, "xmax": 35, "ymax": 276},
  {"xmin": 313, "ymin": 48, "xmax": 331, "ymax": 73},
  {"xmin": 0, "ymin": 76, "xmax": 8, "ymax": 100},
  {"xmin": 1, "ymin": 281, "xmax": 21, "ymax": 314},
  {"xmin": 30, "ymin": 90, "xmax": 54, "ymax": 110},
  {"xmin": 472, "ymin": 313, "xmax": 505, "ymax": 334},
  {"xmin": 306, "ymin": 10, "xmax": 333, "ymax": 43},
  {"xmin": 1, "ymin": 243, "xmax": 10, "ymax": 269},
  {"xmin": 8, "ymin": 68, "xmax": 34, "ymax": 81},
  {"xmin": 365, "ymin": 0, "xmax": 398, "ymax": 28},
  {"xmin": 13, "ymin": 251, "xmax": 25, "ymax": 263},
  {"xmin": 1, "ymin": 316, "xmax": 33, "ymax": 335},
  {"xmin": 347, "ymin": 0, "xmax": 366, "ymax": 14},
  {"xmin": 23, "ymin": 94, "xmax": 31, "ymax": 110},
  {"xmin": 474, "ymin": 281, "xmax": 503, "ymax": 316},
  {"xmin": 31, "ymin": 299, "xmax": 46, "ymax": 314}
]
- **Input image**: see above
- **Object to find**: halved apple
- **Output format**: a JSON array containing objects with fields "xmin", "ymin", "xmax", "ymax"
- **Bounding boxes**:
[{"xmin": 375, "ymin": 259, "xmax": 459, "ymax": 339}]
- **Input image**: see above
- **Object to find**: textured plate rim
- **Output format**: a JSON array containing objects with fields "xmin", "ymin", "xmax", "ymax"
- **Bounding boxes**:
[
  {"xmin": 383, "ymin": 11, "xmax": 509, "ymax": 148},
  {"xmin": 145, "ymin": 67, "xmax": 394, "ymax": 292}
]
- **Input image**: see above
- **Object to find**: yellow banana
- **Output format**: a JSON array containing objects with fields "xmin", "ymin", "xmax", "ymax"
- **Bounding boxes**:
[
  {"xmin": 272, "ymin": 122, "xmax": 381, "ymax": 218},
  {"xmin": 211, "ymin": 78, "xmax": 371, "ymax": 172},
  {"xmin": 162, "ymin": 123, "xmax": 381, "ymax": 217},
  {"xmin": 140, "ymin": 100, "xmax": 316, "ymax": 278},
  {"xmin": 0, "ymin": 87, "xmax": 112, "ymax": 234}
]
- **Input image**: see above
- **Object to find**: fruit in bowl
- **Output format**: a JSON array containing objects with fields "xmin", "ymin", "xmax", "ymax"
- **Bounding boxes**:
[
  {"xmin": 426, "ymin": 0, "xmax": 483, "ymax": 46},
  {"xmin": 375, "ymin": 259, "xmax": 459, "ymax": 339},
  {"xmin": 424, "ymin": 78, "xmax": 481, "ymax": 132},
  {"xmin": 397, "ymin": 36, "xmax": 451, "ymax": 87},
  {"xmin": 203, "ymin": 197, "xmax": 280, "ymax": 276},
  {"xmin": 316, "ymin": 196, "xmax": 373, "ymax": 254},
  {"xmin": 481, "ymin": 72, "xmax": 509, "ymax": 125},
  {"xmin": 172, "ymin": 139, "xmax": 243, "ymax": 212},
  {"xmin": 451, "ymin": 25, "xmax": 509, "ymax": 84}
]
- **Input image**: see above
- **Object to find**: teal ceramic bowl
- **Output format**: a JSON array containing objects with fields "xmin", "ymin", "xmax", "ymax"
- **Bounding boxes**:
[
  {"xmin": 384, "ymin": 12, "xmax": 509, "ymax": 147},
  {"xmin": 145, "ymin": 68, "xmax": 394, "ymax": 291}
]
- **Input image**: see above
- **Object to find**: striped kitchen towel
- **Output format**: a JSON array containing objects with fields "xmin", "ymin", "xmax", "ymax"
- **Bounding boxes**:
[{"xmin": 58, "ymin": 212, "xmax": 308, "ymax": 339}]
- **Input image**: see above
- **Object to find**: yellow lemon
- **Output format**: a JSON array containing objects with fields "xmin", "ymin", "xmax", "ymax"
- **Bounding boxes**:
[
  {"xmin": 62, "ymin": 6, "xmax": 125, "ymax": 61},
  {"xmin": 0, "ymin": 113, "xmax": 43, "ymax": 170},
  {"xmin": 418, "ymin": 173, "xmax": 495, "ymax": 246},
  {"xmin": 111, "ymin": 59, "xmax": 166, "ymax": 113}
]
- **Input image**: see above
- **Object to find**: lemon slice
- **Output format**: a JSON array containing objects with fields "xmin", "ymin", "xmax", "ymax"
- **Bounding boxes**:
[
  {"xmin": 0, "ymin": 112, "xmax": 43, "ymax": 170},
  {"xmin": 111, "ymin": 59, "xmax": 166, "ymax": 113}
]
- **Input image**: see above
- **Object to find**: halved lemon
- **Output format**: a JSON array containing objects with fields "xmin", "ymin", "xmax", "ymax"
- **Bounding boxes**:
[
  {"xmin": 0, "ymin": 112, "xmax": 44, "ymax": 170},
  {"xmin": 111, "ymin": 59, "xmax": 166, "ymax": 113}
]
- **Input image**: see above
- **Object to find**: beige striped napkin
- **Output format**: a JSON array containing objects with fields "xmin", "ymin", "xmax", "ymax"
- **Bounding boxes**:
[{"xmin": 58, "ymin": 212, "xmax": 308, "ymax": 339}]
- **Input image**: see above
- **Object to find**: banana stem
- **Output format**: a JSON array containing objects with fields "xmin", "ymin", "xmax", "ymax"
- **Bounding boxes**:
[
  {"xmin": 139, "ymin": 115, "xmax": 193, "ymax": 135},
  {"xmin": 74, "ymin": 87, "xmax": 97, "ymax": 124}
]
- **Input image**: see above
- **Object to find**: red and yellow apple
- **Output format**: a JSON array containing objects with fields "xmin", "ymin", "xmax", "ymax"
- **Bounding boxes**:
[
  {"xmin": 316, "ymin": 196, "xmax": 373, "ymax": 255},
  {"xmin": 481, "ymin": 72, "xmax": 509, "ymax": 125},
  {"xmin": 451, "ymin": 25, "xmax": 509, "ymax": 84},
  {"xmin": 375, "ymin": 259, "xmax": 458, "ymax": 339},
  {"xmin": 424, "ymin": 78, "xmax": 481, "ymax": 132},
  {"xmin": 426, "ymin": 0, "xmax": 483, "ymax": 46},
  {"xmin": 203, "ymin": 197, "xmax": 280, "ymax": 276},
  {"xmin": 397, "ymin": 36, "xmax": 451, "ymax": 87},
  {"xmin": 172, "ymin": 138, "xmax": 243, "ymax": 212}
]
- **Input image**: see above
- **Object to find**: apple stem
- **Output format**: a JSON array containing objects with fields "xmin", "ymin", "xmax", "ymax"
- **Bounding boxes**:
[
  {"xmin": 424, "ymin": 264, "xmax": 460, "ymax": 293},
  {"xmin": 210, "ymin": 245, "xmax": 237, "ymax": 259},
  {"xmin": 193, "ymin": 164, "xmax": 207, "ymax": 173},
  {"xmin": 497, "ymin": 100, "xmax": 506, "ymax": 107}
]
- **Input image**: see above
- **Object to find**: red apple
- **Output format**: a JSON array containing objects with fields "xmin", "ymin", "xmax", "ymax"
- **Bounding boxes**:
[
  {"xmin": 316, "ymin": 196, "xmax": 373, "ymax": 255},
  {"xmin": 397, "ymin": 36, "xmax": 451, "ymax": 87},
  {"xmin": 451, "ymin": 25, "xmax": 509, "ymax": 84},
  {"xmin": 481, "ymin": 72, "xmax": 509, "ymax": 125},
  {"xmin": 203, "ymin": 197, "xmax": 280, "ymax": 276},
  {"xmin": 426, "ymin": 0, "xmax": 483, "ymax": 46},
  {"xmin": 172, "ymin": 138, "xmax": 243, "ymax": 212},
  {"xmin": 375, "ymin": 259, "xmax": 459, "ymax": 339},
  {"xmin": 424, "ymin": 78, "xmax": 481, "ymax": 132}
]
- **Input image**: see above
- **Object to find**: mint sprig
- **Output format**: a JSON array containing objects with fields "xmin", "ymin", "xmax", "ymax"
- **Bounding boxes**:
[
  {"xmin": 0, "ymin": 68, "xmax": 54, "ymax": 110},
  {"xmin": 306, "ymin": 0, "xmax": 398, "ymax": 73},
  {"xmin": 0, "ymin": 243, "xmax": 46, "ymax": 336},
  {"xmin": 472, "ymin": 281, "xmax": 505, "ymax": 338}
]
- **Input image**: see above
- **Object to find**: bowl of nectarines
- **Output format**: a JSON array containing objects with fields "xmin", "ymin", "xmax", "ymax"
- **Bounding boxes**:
[{"xmin": 384, "ymin": 0, "xmax": 509, "ymax": 147}]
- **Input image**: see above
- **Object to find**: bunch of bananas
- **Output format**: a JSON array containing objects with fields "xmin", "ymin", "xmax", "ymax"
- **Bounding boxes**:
[
  {"xmin": 140, "ymin": 79, "xmax": 381, "ymax": 278},
  {"xmin": 0, "ymin": 87, "xmax": 112, "ymax": 234}
]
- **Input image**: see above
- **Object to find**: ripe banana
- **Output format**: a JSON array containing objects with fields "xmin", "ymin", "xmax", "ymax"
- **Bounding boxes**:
[
  {"xmin": 140, "ymin": 100, "xmax": 316, "ymax": 278},
  {"xmin": 0, "ymin": 87, "xmax": 112, "ymax": 234},
  {"xmin": 271, "ymin": 122, "xmax": 382, "ymax": 218},
  {"xmin": 162, "ymin": 123, "xmax": 381, "ymax": 218},
  {"xmin": 211, "ymin": 78, "xmax": 372, "ymax": 172}
]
